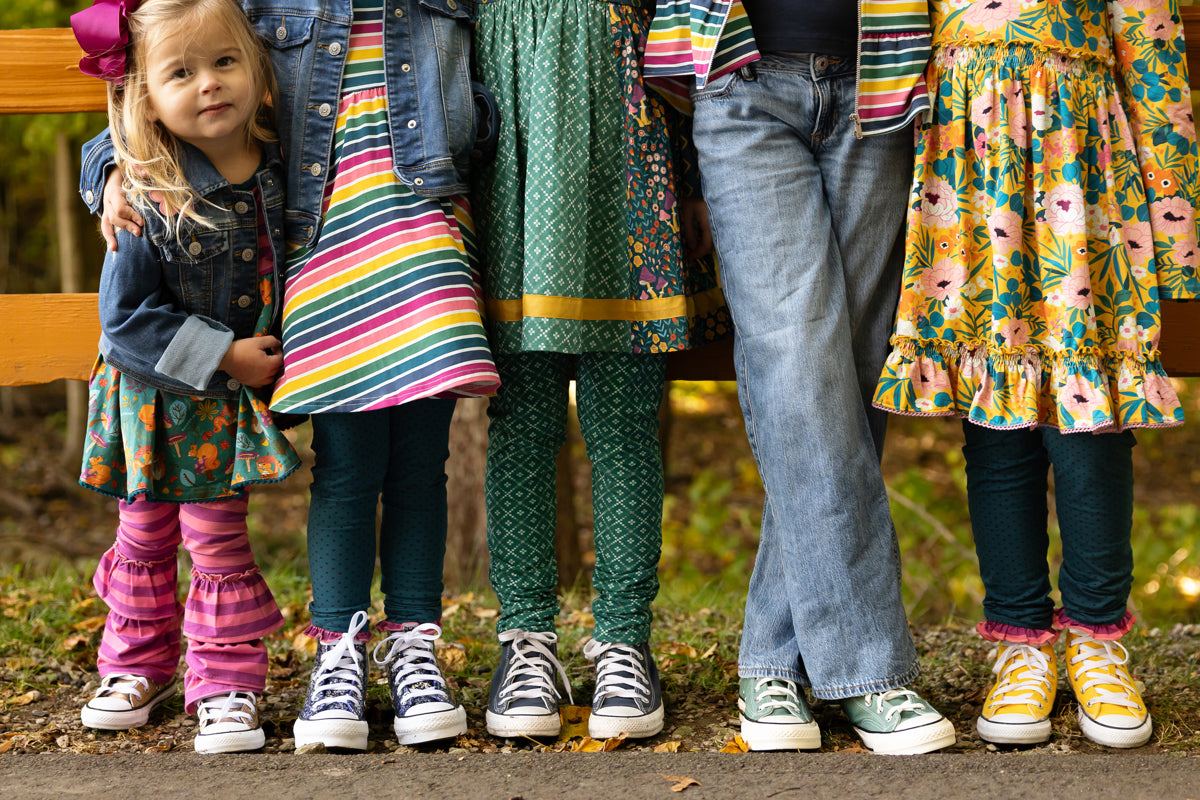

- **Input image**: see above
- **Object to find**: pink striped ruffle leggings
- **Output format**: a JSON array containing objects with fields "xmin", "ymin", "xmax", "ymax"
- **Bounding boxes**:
[{"xmin": 94, "ymin": 495, "xmax": 284, "ymax": 713}]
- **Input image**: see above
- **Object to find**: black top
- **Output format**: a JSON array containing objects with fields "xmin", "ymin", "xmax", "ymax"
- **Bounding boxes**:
[{"xmin": 741, "ymin": 0, "xmax": 858, "ymax": 59}]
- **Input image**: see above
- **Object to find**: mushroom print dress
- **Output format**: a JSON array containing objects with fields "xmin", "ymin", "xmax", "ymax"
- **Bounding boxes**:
[{"xmin": 873, "ymin": 0, "xmax": 1200, "ymax": 432}]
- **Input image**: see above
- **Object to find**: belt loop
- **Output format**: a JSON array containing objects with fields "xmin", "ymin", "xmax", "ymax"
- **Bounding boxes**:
[{"xmin": 738, "ymin": 63, "xmax": 757, "ymax": 81}]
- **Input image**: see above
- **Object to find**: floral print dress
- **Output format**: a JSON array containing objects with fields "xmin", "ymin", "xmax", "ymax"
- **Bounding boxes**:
[{"xmin": 874, "ymin": 0, "xmax": 1200, "ymax": 432}]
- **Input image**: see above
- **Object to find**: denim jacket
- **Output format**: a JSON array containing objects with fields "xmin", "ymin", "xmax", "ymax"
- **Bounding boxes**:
[
  {"xmin": 80, "ymin": 0, "xmax": 497, "ymax": 250},
  {"xmin": 92, "ymin": 139, "xmax": 287, "ymax": 400},
  {"xmin": 241, "ymin": 0, "xmax": 495, "ymax": 247}
]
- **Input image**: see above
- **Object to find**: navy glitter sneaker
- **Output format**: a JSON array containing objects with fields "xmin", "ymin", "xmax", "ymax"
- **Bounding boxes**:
[
  {"xmin": 293, "ymin": 610, "xmax": 370, "ymax": 750},
  {"xmin": 485, "ymin": 629, "xmax": 572, "ymax": 738},
  {"xmin": 372, "ymin": 623, "xmax": 467, "ymax": 746},
  {"xmin": 583, "ymin": 640, "xmax": 664, "ymax": 739}
]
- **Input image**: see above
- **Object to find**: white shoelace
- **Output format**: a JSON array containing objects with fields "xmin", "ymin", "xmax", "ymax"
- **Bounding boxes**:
[
  {"xmin": 309, "ymin": 610, "xmax": 370, "ymax": 712},
  {"xmin": 497, "ymin": 629, "xmax": 574, "ymax": 706},
  {"xmin": 372, "ymin": 623, "xmax": 450, "ymax": 704},
  {"xmin": 1068, "ymin": 633, "xmax": 1141, "ymax": 711},
  {"xmin": 745, "ymin": 678, "xmax": 803, "ymax": 717},
  {"xmin": 96, "ymin": 674, "xmax": 152, "ymax": 706},
  {"xmin": 990, "ymin": 643, "xmax": 1052, "ymax": 708},
  {"xmin": 198, "ymin": 691, "xmax": 256, "ymax": 729},
  {"xmin": 583, "ymin": 640, "xmax": 651, "ymax": 705},
  {"xmin": 862, "ymin": 688, "xmax": 928, "ymax": 723}
]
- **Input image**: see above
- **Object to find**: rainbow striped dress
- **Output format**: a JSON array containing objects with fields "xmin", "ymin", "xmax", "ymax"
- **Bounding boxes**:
[{"xmin": 269, "ymin": 0, "xmax": 499, "ymax": 414}]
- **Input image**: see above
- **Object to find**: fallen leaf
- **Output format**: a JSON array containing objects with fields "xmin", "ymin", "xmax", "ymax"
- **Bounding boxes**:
[
  {"xmin": 557, "ymin": 705, "xmax": 591, "ymax": 741},
  {"xmin": 60, "ymin": 633, "xmax": 91, "ymax": 652},
  {"xmin": 700, "ymin": 642, "xmax": 719, "ymax": 659},
  {"xmin": 292, "ymin": 631, "xmax": 317, "ymax": 657},
  {"xmin": 440, "ymin": 603, "xmax": 460, "ymax": 619},
  {"xmin": 657, "ymin": 642, "xmax": 699, "ymax": 659},
  {"xmin": 718, "ymin": 735, "xmax": 749, "ymax": 753},
  {"xmin": 570, "ymin": 736, "xmax": 606, "ymax": 752},
  {"xmin": 653, "ymin": 741, "xmax": 682, "ymax": 753},
  {"xmin": 0, "ymin": 740, "xmax": 14, "ymax": 755},
  {"xmin": 834, "ymin": 743, "xmax": 869, "ymax": 754},
  {"xmin": 662, "ymin": 775, "xmax": 700, "ymax": 792},
  {"xmin": 72, "ymin": 615, "xmax": 106, "ymax": 633},
  {"xmin": 69, "ymin": 597, "xmax": 97, "ymax": 615},
  {"xmin": 438, "ymin": 645, "xmax": 467, "ymax": 672},
  {"xmin": 6, "ymin": 691, "xmax": 40, "ymax": 708},
  {"xmin": 472, "ymin": 608, "xmax": 499, "ymax": 620}
]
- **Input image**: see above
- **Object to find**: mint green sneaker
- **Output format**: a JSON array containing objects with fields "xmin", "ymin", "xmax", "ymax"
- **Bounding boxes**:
[
  {"xmin": 840, "ymin": 688, "xmax": 956, "ymax": 755},
  {"xmin": 738, "ymin": 677, "xmax": 821, "ymax": 750}
]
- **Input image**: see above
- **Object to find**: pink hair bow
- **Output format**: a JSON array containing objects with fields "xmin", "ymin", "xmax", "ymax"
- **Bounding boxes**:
[{"xmin": 70, "ymin": 0, "xmax": 142, "ymax": 84}]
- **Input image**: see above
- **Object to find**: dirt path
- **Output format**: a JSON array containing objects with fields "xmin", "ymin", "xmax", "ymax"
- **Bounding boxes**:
[{"xmin": 4, "ymin": 751, "xmax": 1199, "ymax": 799}]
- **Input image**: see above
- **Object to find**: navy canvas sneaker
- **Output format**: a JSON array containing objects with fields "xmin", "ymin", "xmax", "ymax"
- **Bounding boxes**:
[
  {"xmin": 486, "ymin": 629, "xmax": 572, "ymax": 738},
  {"xmin": 583, "ymin": 640, "xmax": 664, "ymax": 739},
  {"xmin": 294, "ymin": 610, "xmax": 370, "ymax": 750},
  {"xmin": 372, "ymin": 623, "xmax": 467, "ymax": 746}
]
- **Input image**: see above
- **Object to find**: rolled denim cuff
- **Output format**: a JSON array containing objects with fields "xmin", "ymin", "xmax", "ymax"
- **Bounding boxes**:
[
  {"xmin": 976, "ymin": 619, "xmax": 1059, "ymax": 645},
  {"xmin": 155, "ymin": 315, "xmax": 234, "ymax": 390},
  {"xmin": 1053, "ymin": 608, "xmax": 1135, "ymax": 640}
]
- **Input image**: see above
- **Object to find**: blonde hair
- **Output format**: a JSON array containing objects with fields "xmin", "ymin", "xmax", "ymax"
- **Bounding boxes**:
[{"xmin": 107, "ymin": 0, "xmax": 278, "ymax": 230}]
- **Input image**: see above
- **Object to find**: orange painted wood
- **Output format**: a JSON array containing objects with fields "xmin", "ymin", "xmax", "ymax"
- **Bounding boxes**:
[
  {"xmin": 0, "ymin": 29, "xmax": 106, "ymax": 115},
  {"xmin": 0, "ymin": 294, "xmax": 99, "ymax": 385}
]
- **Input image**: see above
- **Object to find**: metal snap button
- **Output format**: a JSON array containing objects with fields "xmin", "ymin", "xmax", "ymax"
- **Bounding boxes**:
[
  {"xmin": 319, "ymin": 103, "xmax": 332, "ymax": 117},
  {"xmin": 447, "ymin": 0, "xmax": 457, "ymax": 9},
  {"xmin": 413, "ymin": 177, "xmax": 424, "ymax": 186},
  {"xmin": 401, "ymin": 63, "xmax": 411, "ymax": 72},
  {"xmin": 394, "ymin": 8, "xmax": 404, "ymax": 16},
  {"xmin": 227, "ymin": 378, "xmax": 241, "ymax": 390},
  {"xmin": 85, "ymin": 190, "xmax": 95, "ymax": 204},
  {"xmin": 310, "ymin": 163, "xmax": 322, "ymax": 176},
  {"xmin": 237, "ymin": 295, "xmax": 253, "ymax": 308},
  {"xmin": 407, "ymin": 119, "xmax": 417, "ymax": 129},
  {"xmin": 234, "ymin": 201, "xmax": 249, "ymax": 214},
  {"xmin": 241, "ymin": 248, "xmax": 255, "ymax": 262},
  {"xmin": 275, "ymin": 26, "xmax": 287, "ymax": 40},
  {"xmin": 328, "ymin": 41, "xmax": 342, "ymax": 56},
  {"xmin": 188, "ymin": 241, "xmax": 202, "ymax": 255}
]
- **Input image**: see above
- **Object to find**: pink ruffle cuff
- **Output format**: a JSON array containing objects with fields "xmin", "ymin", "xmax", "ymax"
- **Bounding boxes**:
[
  {"xmin": 976, "ymin": 619, "xmax": 1059, "ymax": 645},
  {"xmin": 183, "ymin": 567, "xmax": 284, "ymax": 644},
  {"xmin": 305, "ymin": 623, "xmax": 372, "ymax": 643},
  {"xmin": 1053, "ymin": 608, "xmax": 1136, "ymax": 640}
]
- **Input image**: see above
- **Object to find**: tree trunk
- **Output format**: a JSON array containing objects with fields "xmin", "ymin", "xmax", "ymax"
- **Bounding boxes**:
[
  {"xmin": 444, "ymin": 397, "xmax": 490, "ymax": 591},
  {"xmin": 55, "ymin": 131, "xmax": 86, "ymax": 467}
]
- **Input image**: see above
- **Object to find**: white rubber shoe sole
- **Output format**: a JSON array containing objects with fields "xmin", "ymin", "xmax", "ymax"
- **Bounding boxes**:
[
  {"xmin": 739, "ymin": 714, "xmax": 821, "ymax": 751},
  {"xmin": 293, "ymin": 717, "xmax": 369, "ymax": 751},
  {"xmin": 976, "ymin": 714, "xmax": 1051, "ymax": 745},
  {"xmin": 486, "ymin": 708, "xmax": 561, "ymax": 738},
  {"xmin": 588, "ymin": 703, "xmax": 665, "ymax": 739},
  {"xmin": 395, "ymin": 705, "xmax": 467, "ymax": 745},
  {"xmin": 854, "ymin": 716, "xmax": 957, "ymax": 755},
  {"xmin": 194, "ymin": 725, "xmax": 266, "ymax": 754},
  {"xmin": 80, "ymin": 683, "xmax": 177, "ymax": 731},
  {"xmin": 1078, "ymin": 707, "xmax": 1152, "ymax": 749}
]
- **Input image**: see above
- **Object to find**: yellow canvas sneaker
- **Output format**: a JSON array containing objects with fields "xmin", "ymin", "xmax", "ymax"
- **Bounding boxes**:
[
  {"xmin": 1064, "ymin": 627, "xmax": 1151, "ymax": 748},
  {"xmin": 976, "ymin": 642, "xmax": 1057, "ymax": 745}
]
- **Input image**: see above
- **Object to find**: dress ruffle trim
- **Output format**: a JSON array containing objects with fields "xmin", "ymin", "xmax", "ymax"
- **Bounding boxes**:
[
  {"xmin": 976, "ymin": 619, "xmax": 1059, "ymax": 645},
  {"xmin": 874, "ymin": 337, "xmax": 1185, "ymax": 432},
  {"xmin": 1053, "ymin": 608, "xmax": 1135, "ymax": 640},
  {"xmin": 183, "ymin": 566, "xmax": 284, "ymax": 644},
  {"xmin": 93, "ymin": 545, "xmax": 180, "ymax": 621},
  {"xmin": 305, "ymin": 623, "xmax": 372, "ymax": 643}
]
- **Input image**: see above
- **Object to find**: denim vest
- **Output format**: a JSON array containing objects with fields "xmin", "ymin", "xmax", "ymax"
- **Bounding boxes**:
[
  {"xmin": 240, "ymin": 0, "xmax": 496, "ymax": 248},
  {"xmin": 94, "ymin": 142, "xmax": 287, "ymax": 399}
]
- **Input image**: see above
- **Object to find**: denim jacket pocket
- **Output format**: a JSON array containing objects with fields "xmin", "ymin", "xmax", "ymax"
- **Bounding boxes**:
[
  {"xmin": 156, "ymin": 229, "xmax": 231, "ymax": 317},
  {"xmin": 418, "ymin": 0, "xmax": 474, "ymax": 19}
]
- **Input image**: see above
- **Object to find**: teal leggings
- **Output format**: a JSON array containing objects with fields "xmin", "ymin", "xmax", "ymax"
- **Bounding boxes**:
[
  {"xmin": 307, "ymin": 400, "xmax": 456, "ymax": 632},
  {"xmin": 486, "ymin": 351, "xmax": 667, "ymax": 644},
  {"xmin": 962, "ymin": 422, "xmax": 1136, "ymax": 632}
]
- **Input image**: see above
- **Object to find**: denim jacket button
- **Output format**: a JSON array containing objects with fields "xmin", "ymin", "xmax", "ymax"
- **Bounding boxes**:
[
  {"xmin": 85, "ymin": 190, "xmax": 95, "ymax": 204},
  {"xmin": 413, "ymin": 177, "xmax": 424, "ymax": 186},
  {"xmin": 234, "ymin": 201, "xmax": 249, "ymax": 214},
  {"xmin": 447, "ymin": 0, "xmax": 457, "ymax": 8},
  {"xmin": 310, "ymin": 163, "xmax": 322, "ymax": 177},
  {"xmin": 407, "ymin": 119, "xmax": 417, "ymax": 129},
  {"xmin": 188, "ymin": 241, "xmax": 203, "ymax": 256},
  {"xmin": 319, "ymin": 103, "xmax": 333, "ymax": 117},
  {"xmin": 401, "ymin": 63, "xmax": 411, "ymax": 73},
  {"xmin": 227, "ymin": 378, "xmax": 241, "ymax": 391},
  {"xmin": 237, "ymin": 294, "xmax": 253, "ymax": 308},
  {"xmin": 394, "ymin": 7, "xmax": 404, "ymax": 16},
  {"xmin": 241, "ymin": 248, "xmax": 255, "ymax": 262},
  {"xmin": 328, "ymin": 41, "xmax": 343, "ymax": 56},
  {"xmin": 275, "ymin": 26, "xmax": 287, "ymax": 40}
]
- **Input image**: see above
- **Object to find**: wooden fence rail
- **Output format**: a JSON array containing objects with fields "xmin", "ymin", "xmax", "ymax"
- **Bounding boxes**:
[{"xmin": 1, "ymin": 20, "xmax": 1199, "ymax": 384}]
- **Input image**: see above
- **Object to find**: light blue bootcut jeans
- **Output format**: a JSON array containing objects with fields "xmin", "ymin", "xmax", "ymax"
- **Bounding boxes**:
[{"xmin": 692, "ymin": 53, "xmax": 919, "ymax": 699}]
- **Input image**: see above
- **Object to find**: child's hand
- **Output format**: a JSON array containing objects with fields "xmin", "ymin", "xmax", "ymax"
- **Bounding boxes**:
[
  {"xmin": 681, "ymin": 198, "xmax": 713, "ymax": 261},
  {"xmin": 101, "ymin": 168, "xmax": 144, "ymax": 250},
  {"xmin": 219, "ymin": 336, "xmax": 283, "ymax": 388}
]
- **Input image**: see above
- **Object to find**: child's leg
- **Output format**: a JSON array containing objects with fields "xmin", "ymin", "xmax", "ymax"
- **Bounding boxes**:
[
  {"xmin": 961, "ymin": 421, "xmax": 1055, "ymax": 634},
  {"xmin": 378, "ymin": 398, "xmax": 456, "ymax": 625},
  {"xmin": 95, "ymin": 499, "xmax": 184, "ymax": 685},
  {"xmin": 307, "ymin": 411, "xmax": 393, "ymax": 634},
  {"xmin": 485, "ymin": 351, "xmax": 572, "ymax": 635},
  {"xmin": 1043, "ymin": 428, "xmax": 1136, "ymax": 629},
  {"xmin": 178, "ymin": 495, "xmax": 283, "ymax": 711},
  {"xmin": 575, "ymin": 351, "xmax": 666, "ymax": 645}
]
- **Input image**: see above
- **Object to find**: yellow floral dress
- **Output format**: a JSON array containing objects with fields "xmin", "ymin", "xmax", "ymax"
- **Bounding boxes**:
[{"xmin": 874, "ymin": 0, "xmax": 1200, "ymax": 431}]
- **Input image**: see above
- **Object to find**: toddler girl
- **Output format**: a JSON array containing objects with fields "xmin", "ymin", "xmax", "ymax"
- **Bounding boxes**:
[
  {"xmin": 71, "ymin": 0, "xmax": 298, "ymax": 753},
  {"xmin": 874, "ymin": 0, "xmax": 1200, "ymax": 748}
]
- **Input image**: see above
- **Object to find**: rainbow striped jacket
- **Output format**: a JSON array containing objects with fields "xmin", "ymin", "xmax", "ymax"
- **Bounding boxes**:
[{"xmin": 644, "ymin": 0, "xmax": 933, "ymax": 137}]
